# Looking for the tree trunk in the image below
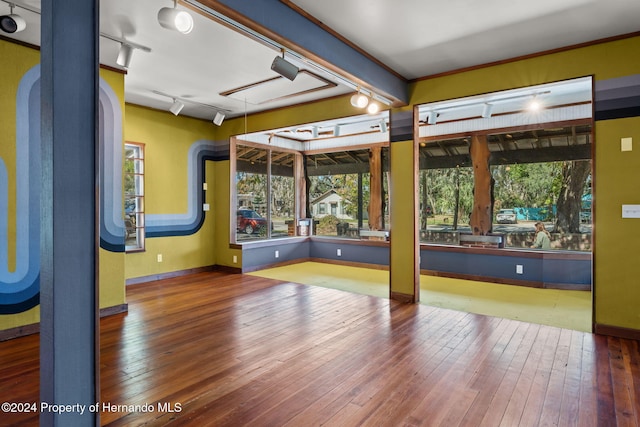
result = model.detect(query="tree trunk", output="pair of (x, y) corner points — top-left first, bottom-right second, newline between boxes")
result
(555, 160), (591, 233)
(469, 135), (493, 235)
(453, 166), (460, 230)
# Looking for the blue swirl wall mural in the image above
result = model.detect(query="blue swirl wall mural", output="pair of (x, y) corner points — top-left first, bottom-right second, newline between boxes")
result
(0, 66), (44, 314)
(1, 65), (225, 314)
(146, 139), (222, 238)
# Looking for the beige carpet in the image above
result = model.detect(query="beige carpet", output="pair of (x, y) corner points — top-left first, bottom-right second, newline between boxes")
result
(248, 262), (592, 332)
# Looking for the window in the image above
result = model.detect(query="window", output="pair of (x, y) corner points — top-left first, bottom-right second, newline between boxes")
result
(235, 143), (296, 242)
(417, 77), (593, 252)
(232, 113), (390, 243)
(124, 142), (145, 251)
(308, 147), (389, 239)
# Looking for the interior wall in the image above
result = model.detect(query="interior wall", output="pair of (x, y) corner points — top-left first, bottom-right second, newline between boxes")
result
(594, 116), (640, 330)
(409, 35), (640, 332)
(123, 104), (218, 280)
(0, 40), (127, 331)
(0, 40), (41, 329)
(213, 36), (640, 333)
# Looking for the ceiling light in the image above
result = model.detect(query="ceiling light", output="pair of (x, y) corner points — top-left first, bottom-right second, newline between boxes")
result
(213, 111), (225, 126)
(169, 99), (185, 116)
(271, 54), (299, 81)
(528, 97), (542, 112)
(158, 0), (194, 34)
(100, 33), (152, 69)
(481, 103), (493, 118)
(367, 102), (380, 115)
(116, 44), (134, 68)
(350, 92), (369, 108)
(0, 4), (26, 33)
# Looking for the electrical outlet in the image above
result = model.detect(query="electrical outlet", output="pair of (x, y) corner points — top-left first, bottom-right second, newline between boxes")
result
(275, 250), (279, 258)
(233, 255), (237, 264)
(516, 264), (523, 274)
(337, 249), (342, 256)
(157, 254), (163, 263)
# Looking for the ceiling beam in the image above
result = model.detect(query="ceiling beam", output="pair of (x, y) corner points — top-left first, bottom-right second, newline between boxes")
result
(418, 144), (592, 170)
(194, 0), (408, 106)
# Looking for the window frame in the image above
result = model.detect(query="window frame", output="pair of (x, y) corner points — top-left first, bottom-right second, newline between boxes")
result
(124, 141), (145, 252)
(231, 136), (390, 244)
(231, 138), (303, 244)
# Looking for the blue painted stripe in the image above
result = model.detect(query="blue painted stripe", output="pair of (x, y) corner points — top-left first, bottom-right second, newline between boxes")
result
(146, 142), (224, 237)
(595, 74), (640, 121)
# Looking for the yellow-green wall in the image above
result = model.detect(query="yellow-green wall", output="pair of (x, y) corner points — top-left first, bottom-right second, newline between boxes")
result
(0, 40), (126, 330)
(98, 67), (126, 310)
(0, 41), (40, 329)
(123, 104), (217, 279)
(594, 117), (640, 329)
(409, 35), (640, 330)
(389, 139), (418, 298)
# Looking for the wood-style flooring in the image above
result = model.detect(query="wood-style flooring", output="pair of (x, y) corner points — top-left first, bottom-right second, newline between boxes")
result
(0, 271), (639, 426)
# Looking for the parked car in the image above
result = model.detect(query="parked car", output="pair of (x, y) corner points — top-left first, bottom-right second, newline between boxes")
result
(237, 209), (268, 234)
(496, 209), (517, 224)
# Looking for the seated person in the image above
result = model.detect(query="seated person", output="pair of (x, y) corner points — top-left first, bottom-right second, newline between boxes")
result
(531, 222), (551, 249)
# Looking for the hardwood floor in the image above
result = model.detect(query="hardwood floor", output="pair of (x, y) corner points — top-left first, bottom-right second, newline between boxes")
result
(1, 271), (639, 426)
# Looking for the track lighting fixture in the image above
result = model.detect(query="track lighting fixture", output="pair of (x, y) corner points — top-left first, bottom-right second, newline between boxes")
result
(0, 3), (25, 33)
(116, 44), (134, 68)
(271, 53), (299, 81)
(481, 103), (493, 118)
(379, 120), (388, 133)
(212, 111), (225, 126)
(101, 33), (152, 69)
(427, 111), (438, 125)
(367, 101), (380, 115)
(350, 92), (369, 108)
(153, 90), (229, 125)
(158, 0), (194, 34)
(169, 99), (185, 116)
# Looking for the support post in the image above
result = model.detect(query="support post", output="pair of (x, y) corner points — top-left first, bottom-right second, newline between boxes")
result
(40, 0), (100, 425)
(368, 146), (383, 230)
(469, 134), (493, 235)
(389, 109), (419, 303)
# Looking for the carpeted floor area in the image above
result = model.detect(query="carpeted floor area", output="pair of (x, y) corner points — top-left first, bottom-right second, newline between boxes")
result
(248, 261), (592, 332)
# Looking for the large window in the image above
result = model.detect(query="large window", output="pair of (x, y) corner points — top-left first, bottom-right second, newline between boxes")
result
(233, 141), (389, 242)
(307, 147), (389, 239)
(124, 142), (145, 251)
(419, 147), (592, 251)
(417, 77), (593, 252)
(235, 144), (296, 242)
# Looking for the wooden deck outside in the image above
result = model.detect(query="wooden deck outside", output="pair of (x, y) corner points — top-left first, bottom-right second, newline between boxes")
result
(0, 271), (639, 426)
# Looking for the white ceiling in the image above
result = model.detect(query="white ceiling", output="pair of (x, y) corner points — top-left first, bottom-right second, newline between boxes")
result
(290, 0), (640, 79)
(1, 0), (639, 124)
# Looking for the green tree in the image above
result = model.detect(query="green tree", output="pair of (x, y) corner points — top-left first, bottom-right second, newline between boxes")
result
(555, 161), (591, 233)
